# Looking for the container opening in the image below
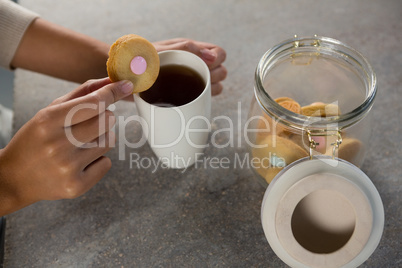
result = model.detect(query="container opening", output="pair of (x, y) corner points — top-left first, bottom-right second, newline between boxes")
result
(262, 53), (367, 115)
(291, 189), (356, 254)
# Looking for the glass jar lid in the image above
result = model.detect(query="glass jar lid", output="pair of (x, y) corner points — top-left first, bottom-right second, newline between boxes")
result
(261, 156), (384, 268)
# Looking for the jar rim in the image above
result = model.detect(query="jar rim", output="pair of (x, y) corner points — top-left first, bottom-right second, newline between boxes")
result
(255, 36), (377, 130)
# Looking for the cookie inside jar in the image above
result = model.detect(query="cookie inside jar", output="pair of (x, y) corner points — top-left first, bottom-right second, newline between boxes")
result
(249, 36), (376, 186)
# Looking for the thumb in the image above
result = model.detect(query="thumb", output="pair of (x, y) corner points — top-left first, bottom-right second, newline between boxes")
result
(56, 80), (134, 126)
(97, 80), (134, 105)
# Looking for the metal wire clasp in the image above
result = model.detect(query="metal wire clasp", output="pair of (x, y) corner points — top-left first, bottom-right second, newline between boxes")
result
(291, 35), (321, 65)
(307, 129), (342, 159)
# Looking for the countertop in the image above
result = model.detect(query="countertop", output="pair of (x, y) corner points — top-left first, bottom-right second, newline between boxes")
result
(5, 0), (401, 267)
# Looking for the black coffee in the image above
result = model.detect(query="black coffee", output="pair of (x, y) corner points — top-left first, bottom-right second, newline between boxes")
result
(140, 64), (205, 107)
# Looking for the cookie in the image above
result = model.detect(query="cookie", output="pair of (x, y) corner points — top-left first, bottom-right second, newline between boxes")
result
(335, 137), (363, 164)
(275, 97), (301, 135)
(256, 97), (301, 138)
(279, 100), (301, 114)
(252, 135), (308, 184)
(274, 97), (295, 104)
(301, 103), (341, 117)
(107, 34), (160, 93)
(260, 167), (283, 185)
(276, 97), (301, 114)
(256, 113), (273, 138)
(285, 132), (310, 152)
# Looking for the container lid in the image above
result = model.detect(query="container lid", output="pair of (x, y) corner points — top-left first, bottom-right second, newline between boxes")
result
(261, 156), (384, 268)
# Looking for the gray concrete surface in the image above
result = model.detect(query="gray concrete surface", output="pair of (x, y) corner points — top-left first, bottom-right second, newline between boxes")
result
(0, 69), (13, 109)
(4, 0), (402, 267)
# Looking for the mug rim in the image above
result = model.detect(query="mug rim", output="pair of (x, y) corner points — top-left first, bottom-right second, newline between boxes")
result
(135, 50), (211, 109)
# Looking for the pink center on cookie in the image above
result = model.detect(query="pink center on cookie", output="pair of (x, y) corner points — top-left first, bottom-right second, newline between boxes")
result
(130, 56), (147, 75)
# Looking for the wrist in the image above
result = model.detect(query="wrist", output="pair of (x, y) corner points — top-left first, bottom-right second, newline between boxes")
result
(0, 148), (31, 216)
(91, 41), (110, 80)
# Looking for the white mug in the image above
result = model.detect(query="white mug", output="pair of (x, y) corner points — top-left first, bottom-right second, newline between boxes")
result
(134, 50), (211, 169)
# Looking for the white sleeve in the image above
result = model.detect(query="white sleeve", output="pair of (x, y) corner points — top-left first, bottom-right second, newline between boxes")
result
(0, 0), (39, 69)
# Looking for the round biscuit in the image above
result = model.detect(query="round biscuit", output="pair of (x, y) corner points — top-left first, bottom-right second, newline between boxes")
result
(107, 34), (160, 93)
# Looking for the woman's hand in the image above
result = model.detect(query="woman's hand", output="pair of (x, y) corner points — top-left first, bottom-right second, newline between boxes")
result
(153, 38), (227, 95)
(0, 78), (133, 216)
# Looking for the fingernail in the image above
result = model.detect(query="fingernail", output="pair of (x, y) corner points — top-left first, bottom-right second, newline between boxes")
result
(201, 49), (216, 61)
(119, 80), (133, 94)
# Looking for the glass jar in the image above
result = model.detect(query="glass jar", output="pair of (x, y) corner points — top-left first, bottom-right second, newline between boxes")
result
(248, 35), (377, 187)
(247, 36), (384, 268)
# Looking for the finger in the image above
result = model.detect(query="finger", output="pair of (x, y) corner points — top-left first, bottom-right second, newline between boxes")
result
(159, 40), (203, 56)
(78, 131), (116, 170)
(210, 65), (228, 85)
(204, 46), (226, 70)
(122, 94), (134, 102)
(153, 38), (189, 47)
(64, 77), (113, 102)
(211, 83), (223, 96)
(67, 110), (116, 144)
(51, 77), (112, 106)
(181, 40), (226, 68)
(155, 40), (216, 65)
(154, 39), (217, 50)
(68, 156), (112, 199)
(153, 38), (226, 70)
(56, 80), (133, 126)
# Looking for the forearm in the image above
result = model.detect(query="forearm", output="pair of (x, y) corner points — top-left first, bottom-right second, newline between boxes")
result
(11, 18), (110, 83)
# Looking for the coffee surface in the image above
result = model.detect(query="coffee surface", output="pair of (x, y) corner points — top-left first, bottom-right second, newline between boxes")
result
(140, 64), (205, 107)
